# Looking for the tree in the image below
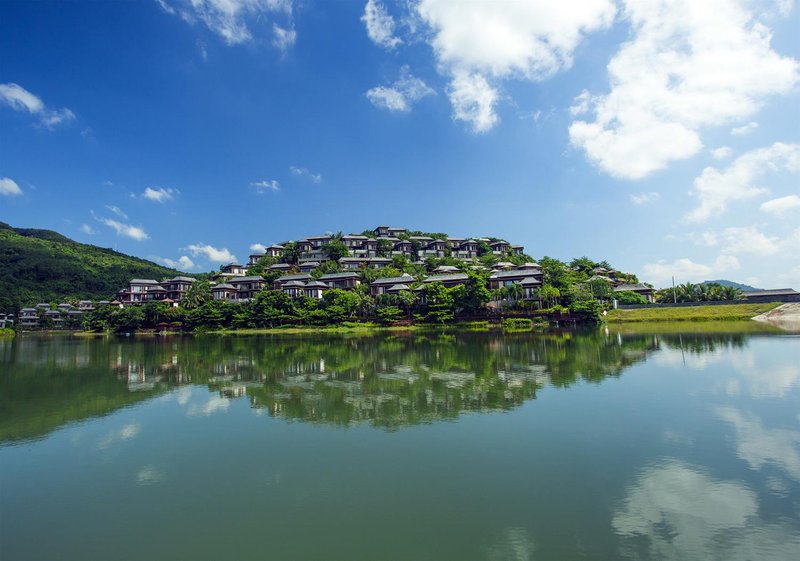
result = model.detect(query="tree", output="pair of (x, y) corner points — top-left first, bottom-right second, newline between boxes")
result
(421, 282), (455, 323)
(281, 242), (300, 265)
(395, 289), (418, 319)
(376, 238), (393, 258)
(322, 239), (349, 261)
(376, 306), (403, 323)
(615, 291), (646, 305)
(181, 280), (211, 309)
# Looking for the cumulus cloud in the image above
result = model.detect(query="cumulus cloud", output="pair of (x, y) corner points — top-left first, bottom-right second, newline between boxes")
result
(0, 82), (76, 128)
(731, 121), (759, 136)
(250, 179), (280, 193)
(362, 0), (402, 49)
(250, 243), (267, 253)
(158, 0), (293, 46)
(155, 255), (196, 270)
(98, 423), (141, 449)
(569, 0), (799, 179)
(142, 186), (178, 202)
(630, 191), (661, 205)
(97, 217), (149, 241)
(417, 0), (616, 132)
(721, 226), (781, 255)
(0, 177), (22, 196)
(687, 142), (800, 222)
(366, 65), (435, 112)
(187, 396), (231, 416)
(186, 243), (237, 263)
(761, 194), (800, 215)
(642, 255), (739, 286)
(80, 224), (96, 235)
(711, 146), (733, 160)
(289, 166), (321, 183)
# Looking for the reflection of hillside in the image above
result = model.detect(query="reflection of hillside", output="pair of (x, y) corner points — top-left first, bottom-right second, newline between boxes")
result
(1, 330), (763, 441)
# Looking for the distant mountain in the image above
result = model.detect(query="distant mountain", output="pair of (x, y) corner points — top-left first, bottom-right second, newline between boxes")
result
(0, 222), (184, 312)
(702, 279), (762, 292)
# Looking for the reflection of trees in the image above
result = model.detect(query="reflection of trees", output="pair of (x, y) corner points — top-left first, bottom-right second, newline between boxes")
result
(1, 329), (763, 441)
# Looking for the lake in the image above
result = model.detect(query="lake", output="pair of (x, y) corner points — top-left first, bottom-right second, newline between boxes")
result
(1, 326), (799, 560)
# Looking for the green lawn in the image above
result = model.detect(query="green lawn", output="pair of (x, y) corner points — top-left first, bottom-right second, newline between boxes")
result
(605, 302), (781, 323)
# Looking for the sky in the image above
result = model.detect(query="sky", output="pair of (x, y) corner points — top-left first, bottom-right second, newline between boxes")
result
(1, 0), (799, 289)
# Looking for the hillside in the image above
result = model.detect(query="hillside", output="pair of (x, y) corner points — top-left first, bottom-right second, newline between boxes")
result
(0, 222), (183, 312)
(702, 279), (762, 292)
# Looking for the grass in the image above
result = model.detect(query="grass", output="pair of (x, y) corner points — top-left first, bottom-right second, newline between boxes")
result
(605, 302), (781, 323)
(606, 320), (785, 334)
(0, 328), (15, 338)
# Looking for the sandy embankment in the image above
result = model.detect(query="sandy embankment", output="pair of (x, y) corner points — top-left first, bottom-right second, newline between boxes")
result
(752, 303), (800, 332)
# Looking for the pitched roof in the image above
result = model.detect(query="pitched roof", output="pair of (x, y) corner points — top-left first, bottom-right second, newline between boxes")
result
(212, 283), (236, 290)
(489, 270), (539, 280)
(371, 273), (415, 285)
(742, 288), (799, 297)
(169, 276), (196, 283)
(130, 279), (160, 284)
(424, 273), (469, 283)
(229, 276), (265, 283)
(283, 280), (306, 288)
(276, 273), (312, 282)
(387, 284), (410, 292)
(305, 281), (330, 288)
(614, 283), (653, 292)
(520, 277), (541, 286)
(319, 272), (360, 280)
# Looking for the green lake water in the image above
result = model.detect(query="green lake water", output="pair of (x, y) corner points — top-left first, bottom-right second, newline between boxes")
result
(1, 327), (799, 560)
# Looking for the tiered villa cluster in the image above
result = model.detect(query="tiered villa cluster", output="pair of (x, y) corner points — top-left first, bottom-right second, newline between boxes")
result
(113, 226), (545, 306)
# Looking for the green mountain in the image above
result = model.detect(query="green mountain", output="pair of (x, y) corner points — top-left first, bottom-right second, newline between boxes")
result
(0, 222), (183, 312)
(702, 279), (762, 292)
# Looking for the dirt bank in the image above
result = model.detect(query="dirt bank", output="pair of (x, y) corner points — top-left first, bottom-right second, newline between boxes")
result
(752, 303), (800, 332)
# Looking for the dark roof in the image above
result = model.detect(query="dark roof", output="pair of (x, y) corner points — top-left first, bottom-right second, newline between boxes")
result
(424, 273), (469, 283)
(229, 276), (265, 283)
(283, 280), (306, 288)
(148, 286), (167, 292)
(305, 281), (330, 288)
(169, 276), (195, 283)
(387, 284), (411, 292)
(130, 279), (160, 284)
(319, 272), (360, 280)
(742, 289), (799, 297)
(371, 273), (415, 285)
(268, 263), (292, 269)
(489, 270), (537, 280)
(212, 283), (236, 290)
(520, 277), (541, 286)
(299, 261), (320, 266)
(277, 273), (312, 282)
(614, 283), (653, 292)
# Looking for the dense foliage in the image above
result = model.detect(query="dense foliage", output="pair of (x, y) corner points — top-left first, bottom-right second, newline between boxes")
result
(0, 222), (182, 312)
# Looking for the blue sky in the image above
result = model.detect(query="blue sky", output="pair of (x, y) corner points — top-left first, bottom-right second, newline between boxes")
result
(1, 0), (798, 288)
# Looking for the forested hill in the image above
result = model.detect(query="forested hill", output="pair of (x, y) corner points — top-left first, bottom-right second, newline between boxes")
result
(0, 222), (182, 312)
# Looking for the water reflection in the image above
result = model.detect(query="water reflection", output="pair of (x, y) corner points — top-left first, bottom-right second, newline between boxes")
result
(613, 460), (800, 560)
(0, 329), (795, 443)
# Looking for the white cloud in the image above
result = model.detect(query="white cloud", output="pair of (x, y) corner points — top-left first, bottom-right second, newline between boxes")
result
(688, 142), (800, 222)
(0, 82), (76, 128)
(366, 65), (435, 112)
(717, 407), (800, 480)
(97, 217), (149, 241)
(0, 177), (22, 196)
(142, 186), (178, 202)
(80, 224), (96, 235)
(155, 255), (196, 270)
(250, 179), (280, 193)
(159, 0), (292, 46)
(186, 243), (237, 263)
(446, 71), (500, 133)
(187, 395), (231, 416)
(105, 205), (128, 219)
(289, 166), (321, 183)
(98, 423), (141, 449)
(362, 0), (402, 49)
(417, 0), (616, 132)
(711, 146), (733, 160)
(250, 243), (267, 253)
(569, 0), (799, 179)
(761, 194), (800, 215)
(721, 225), (781, 255)
(731, 121), (758, 136)
(272, 23), (296, 51)
(630, 191), (661, 205)
(642, 255), (739, 286)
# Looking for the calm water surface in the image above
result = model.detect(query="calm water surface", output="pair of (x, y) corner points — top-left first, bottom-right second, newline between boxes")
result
(1, 327), (799, 560)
